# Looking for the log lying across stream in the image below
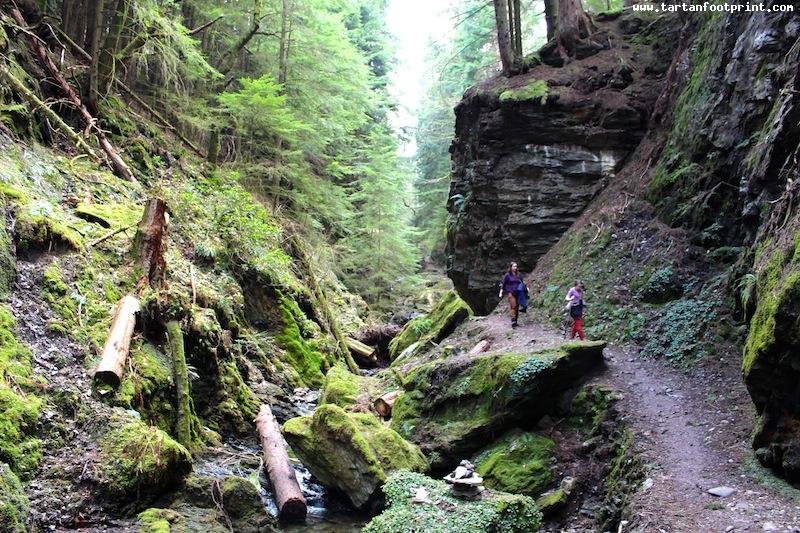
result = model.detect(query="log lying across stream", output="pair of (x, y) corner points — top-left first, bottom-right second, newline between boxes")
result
(346, 337), (378, 367)
(374, 390), (402, 419)
(255, 404), (307, 521)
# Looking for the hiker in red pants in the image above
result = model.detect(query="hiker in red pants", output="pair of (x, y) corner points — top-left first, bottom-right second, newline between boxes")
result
(565, 281), (586, 341)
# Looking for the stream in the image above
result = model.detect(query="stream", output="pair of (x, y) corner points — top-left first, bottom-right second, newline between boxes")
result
(195, 387), (369, 532)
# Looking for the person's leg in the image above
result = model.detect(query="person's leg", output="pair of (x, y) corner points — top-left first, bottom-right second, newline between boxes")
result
(508, 293), (518, 326)
(574, 318), (585, 340)
(570, 318), (578, 339)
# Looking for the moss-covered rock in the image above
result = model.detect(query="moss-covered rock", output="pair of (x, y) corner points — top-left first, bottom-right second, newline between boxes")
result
(0, 462), (29, 533)
(388, 290), (472, 359)
(535, 488), (567, 517)
(743, 229), (800, 482)
(283, 404), (427, 509)
(97, 418), (193, 496)
(473, 430), (556, 496)
(276, 295), (327, 386)
(391, 342), (605, 468)
(318, 363), (379, 411)
(363, 470), (543, 533)
(137, 508), (185, 533)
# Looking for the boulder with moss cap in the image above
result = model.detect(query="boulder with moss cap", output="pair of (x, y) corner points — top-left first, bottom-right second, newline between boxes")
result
(283, 404), (427, 509)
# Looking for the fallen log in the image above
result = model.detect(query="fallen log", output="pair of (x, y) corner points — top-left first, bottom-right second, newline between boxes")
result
(133, 198), (168, 287)
(0, 65), (99, 160)
(255, 405), (307, 521)
(374, 390), (402, 419)
(468, 339), (491, 354)
(345, 337), (378, 367)
(94, 294), (140, 386)
(167, 321), (201, 448)
(10, 8), (137, 183)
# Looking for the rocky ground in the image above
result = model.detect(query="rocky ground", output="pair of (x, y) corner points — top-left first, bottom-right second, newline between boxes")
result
(465, 310), (800, 532)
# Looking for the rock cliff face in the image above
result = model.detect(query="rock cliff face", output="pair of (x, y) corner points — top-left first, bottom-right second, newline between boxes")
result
(452, 7), (800, 484)
(446, 15), (678, 314)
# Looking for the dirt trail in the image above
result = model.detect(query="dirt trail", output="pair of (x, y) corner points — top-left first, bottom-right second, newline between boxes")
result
(472, 311), (800, 533)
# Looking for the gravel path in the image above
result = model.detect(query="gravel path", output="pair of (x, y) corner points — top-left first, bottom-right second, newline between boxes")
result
(466, 311), (800, 532)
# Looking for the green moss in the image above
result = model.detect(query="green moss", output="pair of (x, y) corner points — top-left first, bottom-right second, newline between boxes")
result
(0, 462), (29, 533)
(74, 202), (140, 229)
(319, 363), (365, 409)
(535, 489), (567, 516)
(98, 419), (193, 495)
(392, 343), (604, 466)
(167, 321), (204, 449)
(215, 358), (261, 432)
(363, 470), (543, 533)
(0, 213), (14, 294)
(283, 404), (427, 508)
(640, 298), (716, 365)
(570, 385), (618, 434)
(137, 508), (184, 533)
(473, 430), (555, 496)
(0, 306), (41, 478)
(389, 290), (472, 359)
(276, 295), (326, 386)
(499, 79), (549, 105)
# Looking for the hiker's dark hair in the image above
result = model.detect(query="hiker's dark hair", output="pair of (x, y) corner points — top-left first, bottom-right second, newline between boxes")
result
(507, 262), (518, 274)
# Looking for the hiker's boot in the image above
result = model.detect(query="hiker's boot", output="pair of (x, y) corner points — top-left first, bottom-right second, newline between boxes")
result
(511, 319), (518, 328)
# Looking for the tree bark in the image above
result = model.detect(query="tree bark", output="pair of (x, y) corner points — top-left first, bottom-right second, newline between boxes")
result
(512, 0), (523, 56)
(345, 337), (377, 367)
(556, 0), (593, 58)
(544, 0), (557, 41)
(86, 0), (105, 112)
(207, 127), (220, 164)
(374, 390), (402, 419)
(255, 405), (307, 521)
(133, 198), (168, 288)
(492, 0), (514, 73)
(94, 294), (140, 386)
(98, 0), (128, 97)
(277, 0), (291, 85)
(10, 8), (136, 182)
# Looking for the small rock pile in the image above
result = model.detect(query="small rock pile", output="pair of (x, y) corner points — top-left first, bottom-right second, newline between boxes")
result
(444, 460), (484, 500)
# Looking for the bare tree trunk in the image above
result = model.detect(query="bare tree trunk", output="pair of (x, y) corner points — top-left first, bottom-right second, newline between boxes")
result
(133, 198), (168, 288)
(94, 295), (140, 386)
(556, 0), (592, 58)
(493, 0), (514, 73)
(513, 0), (523, 56)
(278, 0), (290, 85)
(99, 0), (127, 97)
(255, 405), (307, 521)
(507, 0), (515, 59)
(86, 0), (105, 112)
(544, 0), (557, 41)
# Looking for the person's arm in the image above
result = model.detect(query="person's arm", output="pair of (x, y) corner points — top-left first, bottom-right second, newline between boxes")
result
(499, 275), (506, 298)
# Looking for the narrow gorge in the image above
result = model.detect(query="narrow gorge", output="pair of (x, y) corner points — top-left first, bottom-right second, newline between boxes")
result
(0, 1), (799, 533)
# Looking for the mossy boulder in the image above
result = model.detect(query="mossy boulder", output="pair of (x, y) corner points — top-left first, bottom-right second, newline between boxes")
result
(319, 363), (376, 411)
(391, 341), (605, 469)
(283, 404), (428, 509)
(0, 462), (29, 533)
(144, 475), (278, 533)
(388, 290), (472, 360)
(743, 230), (800, 482)
(97, 418), (193, 496)
(473, 430), (556, 496)
(363, 470), (542, 533)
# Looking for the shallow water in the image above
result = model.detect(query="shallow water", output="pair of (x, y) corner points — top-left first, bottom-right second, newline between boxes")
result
(196, 438), (368, 532)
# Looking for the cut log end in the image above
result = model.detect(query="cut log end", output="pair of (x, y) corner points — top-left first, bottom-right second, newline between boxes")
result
(93, 369), (121, 388)
(277, 497), (307, 521)
(255, 404), (307, 521)
(374, 390), (402, 419)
